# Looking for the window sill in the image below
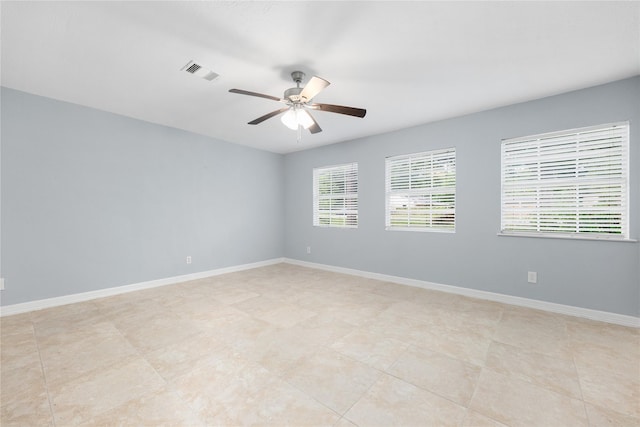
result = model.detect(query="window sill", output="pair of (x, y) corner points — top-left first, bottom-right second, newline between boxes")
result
(386, 227), (455, 233)
(313, 225), (358, 229)
(497, 232), (637, 243)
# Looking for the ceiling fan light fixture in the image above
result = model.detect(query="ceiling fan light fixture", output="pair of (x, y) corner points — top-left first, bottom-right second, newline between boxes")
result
(281, 107), (313, 130)
(281, 108), (298, 130)
(297, 109), (314, 129)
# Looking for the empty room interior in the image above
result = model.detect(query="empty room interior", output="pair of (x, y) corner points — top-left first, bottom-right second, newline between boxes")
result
(1, 1), (639, 426)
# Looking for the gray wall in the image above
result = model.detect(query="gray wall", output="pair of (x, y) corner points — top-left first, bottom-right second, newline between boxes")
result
(284, 77), (640, 317)
(1, 87), (284, 306)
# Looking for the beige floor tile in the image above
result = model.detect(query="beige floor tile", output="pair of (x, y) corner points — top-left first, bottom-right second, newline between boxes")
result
(245, 328), (322, 376)
(131, 285), (187, 309)
(493, 309), (573, 360)
(144, 332), (224, 381)
(113, 309), (201, 353)
(334, 418), (358, 427)
(370, 281), (425, 301)
(567, 317), (639, 381)
(286, 313), (356, 347)
(83, 387), (204, 427)
(317, 298), (390, 327)
(571, 339), (640, 380)
(30, 300), (100, 323)
(485, 340), (582, 399)
(409, 287), (462, 307)
(567, 317), (640, 347)
(470, 369), (589, 427)
(330, 328), (409, 371)
(209, 377), (341, 426)
(165, 293), (227, 317)
(577, 363), (640, 418)
(387, 345), (481, 406)
(1, 390), (53, 427)
(462, 410), (509, 427)
(181, 304), (253, 334)
(49, 357), (165, 425)
(280, 288), (334, 308)
(283, 347), (381, 415)
(344, 373), (467, 426)
(233, 294), (281, 315)
(96, 296), (167, 323)
(211, 317), (276, 354)
(170, 347), (340, 425)
(1, 359), (48, 405)
(364, 310), (433, 344)
(253, 303), (318, 328)
(0, 313), (34, 336)
(412, 324), (493, 366)
(32, 302), (107, 338)
(0, 330), (41, 372)
(38, 321), (139, 386)
(585, 402), (640, 427)
(386, 297), (502, 337)
(209, 287), (260, 305)
(381, 300), (447, 326)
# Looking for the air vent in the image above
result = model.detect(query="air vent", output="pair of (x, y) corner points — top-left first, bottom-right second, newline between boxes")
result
(181, 60), (219, 81)
(186, 63), (201, 74)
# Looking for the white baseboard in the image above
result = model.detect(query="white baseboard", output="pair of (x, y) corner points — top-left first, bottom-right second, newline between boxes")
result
(0, 258), (285, 317)
(284, 258), (640, 328)
(3, 256), (637, 328)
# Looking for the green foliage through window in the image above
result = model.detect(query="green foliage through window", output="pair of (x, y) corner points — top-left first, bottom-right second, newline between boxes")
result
(385, 148), (456, 231)
(313, 163), (358, 228)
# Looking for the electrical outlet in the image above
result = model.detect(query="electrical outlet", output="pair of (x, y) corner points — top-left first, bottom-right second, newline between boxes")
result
(306, 246), (311, 254)
(527, 271), (537, 284)
(186, 256), (192, 264)
(0, 278), (4, 291)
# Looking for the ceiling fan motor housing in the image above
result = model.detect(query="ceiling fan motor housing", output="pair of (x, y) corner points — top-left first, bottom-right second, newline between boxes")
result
(291, 71), (305, 84)
(284, 87), (303, 102)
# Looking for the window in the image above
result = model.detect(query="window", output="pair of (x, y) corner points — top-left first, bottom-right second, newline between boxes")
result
(385, 148), (456, 231)
(313, 163), (358, 228)
(501, 122), (630, 240)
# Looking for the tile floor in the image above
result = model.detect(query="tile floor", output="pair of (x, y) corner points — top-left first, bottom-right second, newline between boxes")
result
(1, 263), (638, 426)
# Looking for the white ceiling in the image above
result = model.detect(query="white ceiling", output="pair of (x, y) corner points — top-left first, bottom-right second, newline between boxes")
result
(2, 1), (639, 154)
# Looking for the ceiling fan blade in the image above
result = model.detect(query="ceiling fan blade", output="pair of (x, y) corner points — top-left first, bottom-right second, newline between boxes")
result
(307, 112), (322, 134)
(311, 103), (367, 118)
(229, 88), (282, 102)
(299, 76), (330, 102)
(248, 107), (290, 125)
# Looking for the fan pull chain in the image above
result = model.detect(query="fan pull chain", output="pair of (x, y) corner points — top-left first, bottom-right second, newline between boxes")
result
(297, 124), (302, 144)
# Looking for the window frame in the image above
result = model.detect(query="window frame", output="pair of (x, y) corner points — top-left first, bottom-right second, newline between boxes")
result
(500, 122), (631, 241)
(385, 148), (457, 233)
(313, 162), (358, 229)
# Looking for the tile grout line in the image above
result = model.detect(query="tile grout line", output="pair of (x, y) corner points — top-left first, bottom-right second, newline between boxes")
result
(32, 320), (57, 427)
(567, 321), (591, 425)
(463, 307), (504, 424)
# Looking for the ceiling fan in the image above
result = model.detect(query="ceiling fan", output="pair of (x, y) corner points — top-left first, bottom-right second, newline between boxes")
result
(229, 71), (366, 134)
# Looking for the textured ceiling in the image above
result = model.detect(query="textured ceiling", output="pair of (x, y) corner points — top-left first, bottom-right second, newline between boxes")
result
(2, 1), (639, 153)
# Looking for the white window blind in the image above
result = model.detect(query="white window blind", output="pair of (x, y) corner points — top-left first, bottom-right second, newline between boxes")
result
(313, 163), (358, 228)
(385, 148), (456, 231)
(501, 122), (629, 240)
